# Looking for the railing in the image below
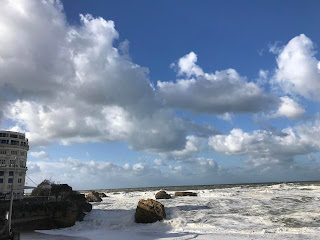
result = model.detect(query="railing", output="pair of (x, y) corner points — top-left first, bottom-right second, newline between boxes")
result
(0, 143), (29, 149)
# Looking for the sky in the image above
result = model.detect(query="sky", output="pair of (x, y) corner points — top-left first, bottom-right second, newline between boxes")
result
(1, 0), (320, 190)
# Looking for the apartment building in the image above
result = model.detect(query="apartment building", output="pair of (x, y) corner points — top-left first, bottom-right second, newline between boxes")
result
(0, 131), (29, 200)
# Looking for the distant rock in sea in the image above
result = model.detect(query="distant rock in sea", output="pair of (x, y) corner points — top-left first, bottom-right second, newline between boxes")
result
(174, 191), (197, 197)
(135, 199), (166, 223)
(155, 190), (171, 199)
(99, 192), (107, 198)
(86, 191), (102, 202)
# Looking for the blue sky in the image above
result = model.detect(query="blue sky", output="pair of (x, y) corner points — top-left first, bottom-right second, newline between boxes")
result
(1, 0), (320, 190)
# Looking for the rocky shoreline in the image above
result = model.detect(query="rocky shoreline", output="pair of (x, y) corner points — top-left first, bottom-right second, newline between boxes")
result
(0, 189), (198, 236)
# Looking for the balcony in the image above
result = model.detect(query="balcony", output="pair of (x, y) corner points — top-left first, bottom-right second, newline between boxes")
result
(0, 142), (29, 150)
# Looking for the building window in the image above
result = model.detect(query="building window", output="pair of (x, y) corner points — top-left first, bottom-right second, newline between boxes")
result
(8, 178), (13, 183)
(10, 134), (18, 138)
(0, 171), (4, 176)
(11, 150), (18, 155)
(20, 151), (25, 156)
(0, 159), (5, 167)
(0, 150), (6, 154)
(9, 160), (15, 167)
(18, 178), (22, 184)
(1, 140), (9, 144)
(9, 171), (14, 176)
(11, 140), (19, 146)
(0, 178), (3, 183)
(19, 161), (25, 168)
(0, 133), (8, 137)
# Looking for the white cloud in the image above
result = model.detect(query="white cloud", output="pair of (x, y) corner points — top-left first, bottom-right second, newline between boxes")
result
(268, 41), (282, 54)
(272, 34), (320, 100)
(132, 163), (144, 171)
(158, 52), (278, 114)
(273, 96), (305, 119)
(209, 126), (315, 167)
(27, 157), (225, 189)
(168, 165), (183, 173)
(30, 151), (50, 160)
(159, 135), (208, 160)
(0, 0), (218, 156)
(256, 69), (269, 86)
(173, 51), (204, 77)
(154, 159), (165, 166)
(194, 157), (219, 173)
(26, 157), (164, 189)
(296, 120), (320, 149)
(218, 113), (233, 123)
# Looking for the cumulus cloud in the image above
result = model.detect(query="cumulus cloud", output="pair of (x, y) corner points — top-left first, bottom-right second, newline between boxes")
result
(0, 0), (219, 156)
(159, 135), (208, 161)
(272, 34), (320, 100)
(272, 96), (305, 119)
(209, 120), (320, 167)
(171, 51), (204, 77)
(256, 69), (269, 86)
(26, 158), (165, 189)
(154, 159), (165, 166)
(26, 156), (224, 189)
(296, 120), (320, 149)
(30, 151), (50, 160)
(158, 52), (278, 114)
(217, 113), (233, 123)
(194, 157), (219, 173)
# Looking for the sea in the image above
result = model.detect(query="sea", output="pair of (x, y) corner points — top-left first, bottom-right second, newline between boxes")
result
(21, 181), (320, 240)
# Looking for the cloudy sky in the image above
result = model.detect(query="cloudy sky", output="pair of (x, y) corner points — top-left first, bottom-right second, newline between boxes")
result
(1, 0), (320, 190)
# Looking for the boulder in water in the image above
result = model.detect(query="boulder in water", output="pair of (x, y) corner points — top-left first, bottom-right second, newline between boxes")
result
(155, 190), (171, 199)
(174, 191), (197, 197)
(99, 192), (107, 198)
(86, 191), (102, 202)
(135, 199), (166, 223)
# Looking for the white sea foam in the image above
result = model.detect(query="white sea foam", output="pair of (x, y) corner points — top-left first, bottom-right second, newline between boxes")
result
(29, 183), (320, 240)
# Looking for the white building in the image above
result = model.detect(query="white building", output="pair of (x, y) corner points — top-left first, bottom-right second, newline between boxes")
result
(0, 130), (29, 200)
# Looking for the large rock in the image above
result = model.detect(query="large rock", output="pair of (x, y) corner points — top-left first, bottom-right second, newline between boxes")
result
(99, 192), (107, 198)
(155, 190), (171, 199)
(135, 199), (166, 223)
(174, 191), (197, 197)
(86, 191), (102, 202)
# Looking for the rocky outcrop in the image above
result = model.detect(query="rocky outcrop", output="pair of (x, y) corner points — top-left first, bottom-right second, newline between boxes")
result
(86, 191), (102, 202)
(155, 190), (171, 199)
(174, 191), (197, 197)
(0, 193), (92, 231)
(99, 192), (107, 198)
(135, 199), (166, 223)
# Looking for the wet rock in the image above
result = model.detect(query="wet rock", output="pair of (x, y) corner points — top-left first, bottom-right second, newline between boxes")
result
(86, 191), (102, 202)
(174, 191), (197, 197)
(99, 192), (107, 198)
(135, 199), (166, 223)
(155, 190), (171, 199)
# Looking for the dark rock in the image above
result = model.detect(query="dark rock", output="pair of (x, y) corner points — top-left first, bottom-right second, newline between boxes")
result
(86, 191), (102, 202)
(135, 199), (166, 223)
(174, 191), (197, 197)
(0, 193), (92, 231)
(155, 190), (171, 199)
(99, 192), (107, 198)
